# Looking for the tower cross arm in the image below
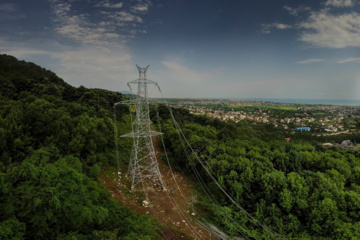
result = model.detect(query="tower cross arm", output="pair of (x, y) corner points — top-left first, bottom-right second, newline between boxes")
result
(128, 78), (159, 85)
(127, 79), (161, 94)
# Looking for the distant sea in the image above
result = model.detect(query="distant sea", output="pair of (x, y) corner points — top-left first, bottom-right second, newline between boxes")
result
(232, 98), (360, 106)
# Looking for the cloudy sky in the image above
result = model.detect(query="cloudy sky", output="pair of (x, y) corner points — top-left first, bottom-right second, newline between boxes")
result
(1, 0), (360, 99)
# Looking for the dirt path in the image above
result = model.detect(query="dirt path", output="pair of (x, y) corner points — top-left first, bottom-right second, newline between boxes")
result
(99, 136), (218, 240)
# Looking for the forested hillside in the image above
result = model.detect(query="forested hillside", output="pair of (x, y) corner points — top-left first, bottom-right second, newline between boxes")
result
(2, 53), (360, 239)
(0, 54), (160, 239)
(156, 106), (360, 239)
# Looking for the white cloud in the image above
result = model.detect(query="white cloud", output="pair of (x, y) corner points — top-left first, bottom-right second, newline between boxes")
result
(54, 14), (123, 45)
(132, 4), (149, 12)
(337, 57), (360, 63)
(325, 0), (355, 7)
(52, 2), (71, 17)
(50, 0), (148, 45)
(296, 58), (325, 64)
(131, 0), (151, 13)
(51, 2), (123, 45)
(112, 11), (143, 23)
(1, 0), (153, 91)
(261, 22), (292, 34)
(283, 5), (311, 16)
(299, 11), (360, 48)
(265, 1), (360, 48)
(111, 3), (123, 8)
(276, 23), (291, 29)
(95, 0), (123, 9)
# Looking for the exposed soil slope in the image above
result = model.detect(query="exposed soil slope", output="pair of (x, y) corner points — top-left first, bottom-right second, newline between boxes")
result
(100, 136), (218, 240)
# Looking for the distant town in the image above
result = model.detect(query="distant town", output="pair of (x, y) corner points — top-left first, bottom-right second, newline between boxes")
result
(164, 98), (360, 135)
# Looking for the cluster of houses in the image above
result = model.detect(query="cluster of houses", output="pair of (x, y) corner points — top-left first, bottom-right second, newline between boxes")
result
(185, 103), (359, 133)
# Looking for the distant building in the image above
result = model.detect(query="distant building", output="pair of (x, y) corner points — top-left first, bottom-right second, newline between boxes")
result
(325, 127), (337, 133)
(295, 127), (311, 132)
(341, 140), (352, 147)
(322, 143), (333, 146)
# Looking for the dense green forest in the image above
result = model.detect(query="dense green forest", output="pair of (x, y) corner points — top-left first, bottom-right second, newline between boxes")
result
(2, 53), (360, 239)
(0, 54), (159, 239)
(155, 106), (360, 239)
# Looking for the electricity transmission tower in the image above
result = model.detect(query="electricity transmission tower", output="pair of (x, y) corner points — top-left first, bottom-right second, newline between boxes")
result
(116, 65), (165, 190)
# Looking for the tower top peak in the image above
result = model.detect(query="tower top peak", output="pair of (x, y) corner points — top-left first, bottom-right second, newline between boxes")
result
(136, 64), (150, 79)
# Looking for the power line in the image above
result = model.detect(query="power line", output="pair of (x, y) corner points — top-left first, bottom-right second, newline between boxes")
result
(113, 66), (287, 239)
(167, 105), (287, 240)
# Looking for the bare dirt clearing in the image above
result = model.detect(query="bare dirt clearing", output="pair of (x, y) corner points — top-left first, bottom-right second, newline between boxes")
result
(100, 136), (217, 240)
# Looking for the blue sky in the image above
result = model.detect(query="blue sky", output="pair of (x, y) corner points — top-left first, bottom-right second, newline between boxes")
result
(1, 0), (360, 99)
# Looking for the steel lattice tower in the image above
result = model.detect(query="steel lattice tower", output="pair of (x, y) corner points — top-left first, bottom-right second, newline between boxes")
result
(118, 65), (165, 190)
